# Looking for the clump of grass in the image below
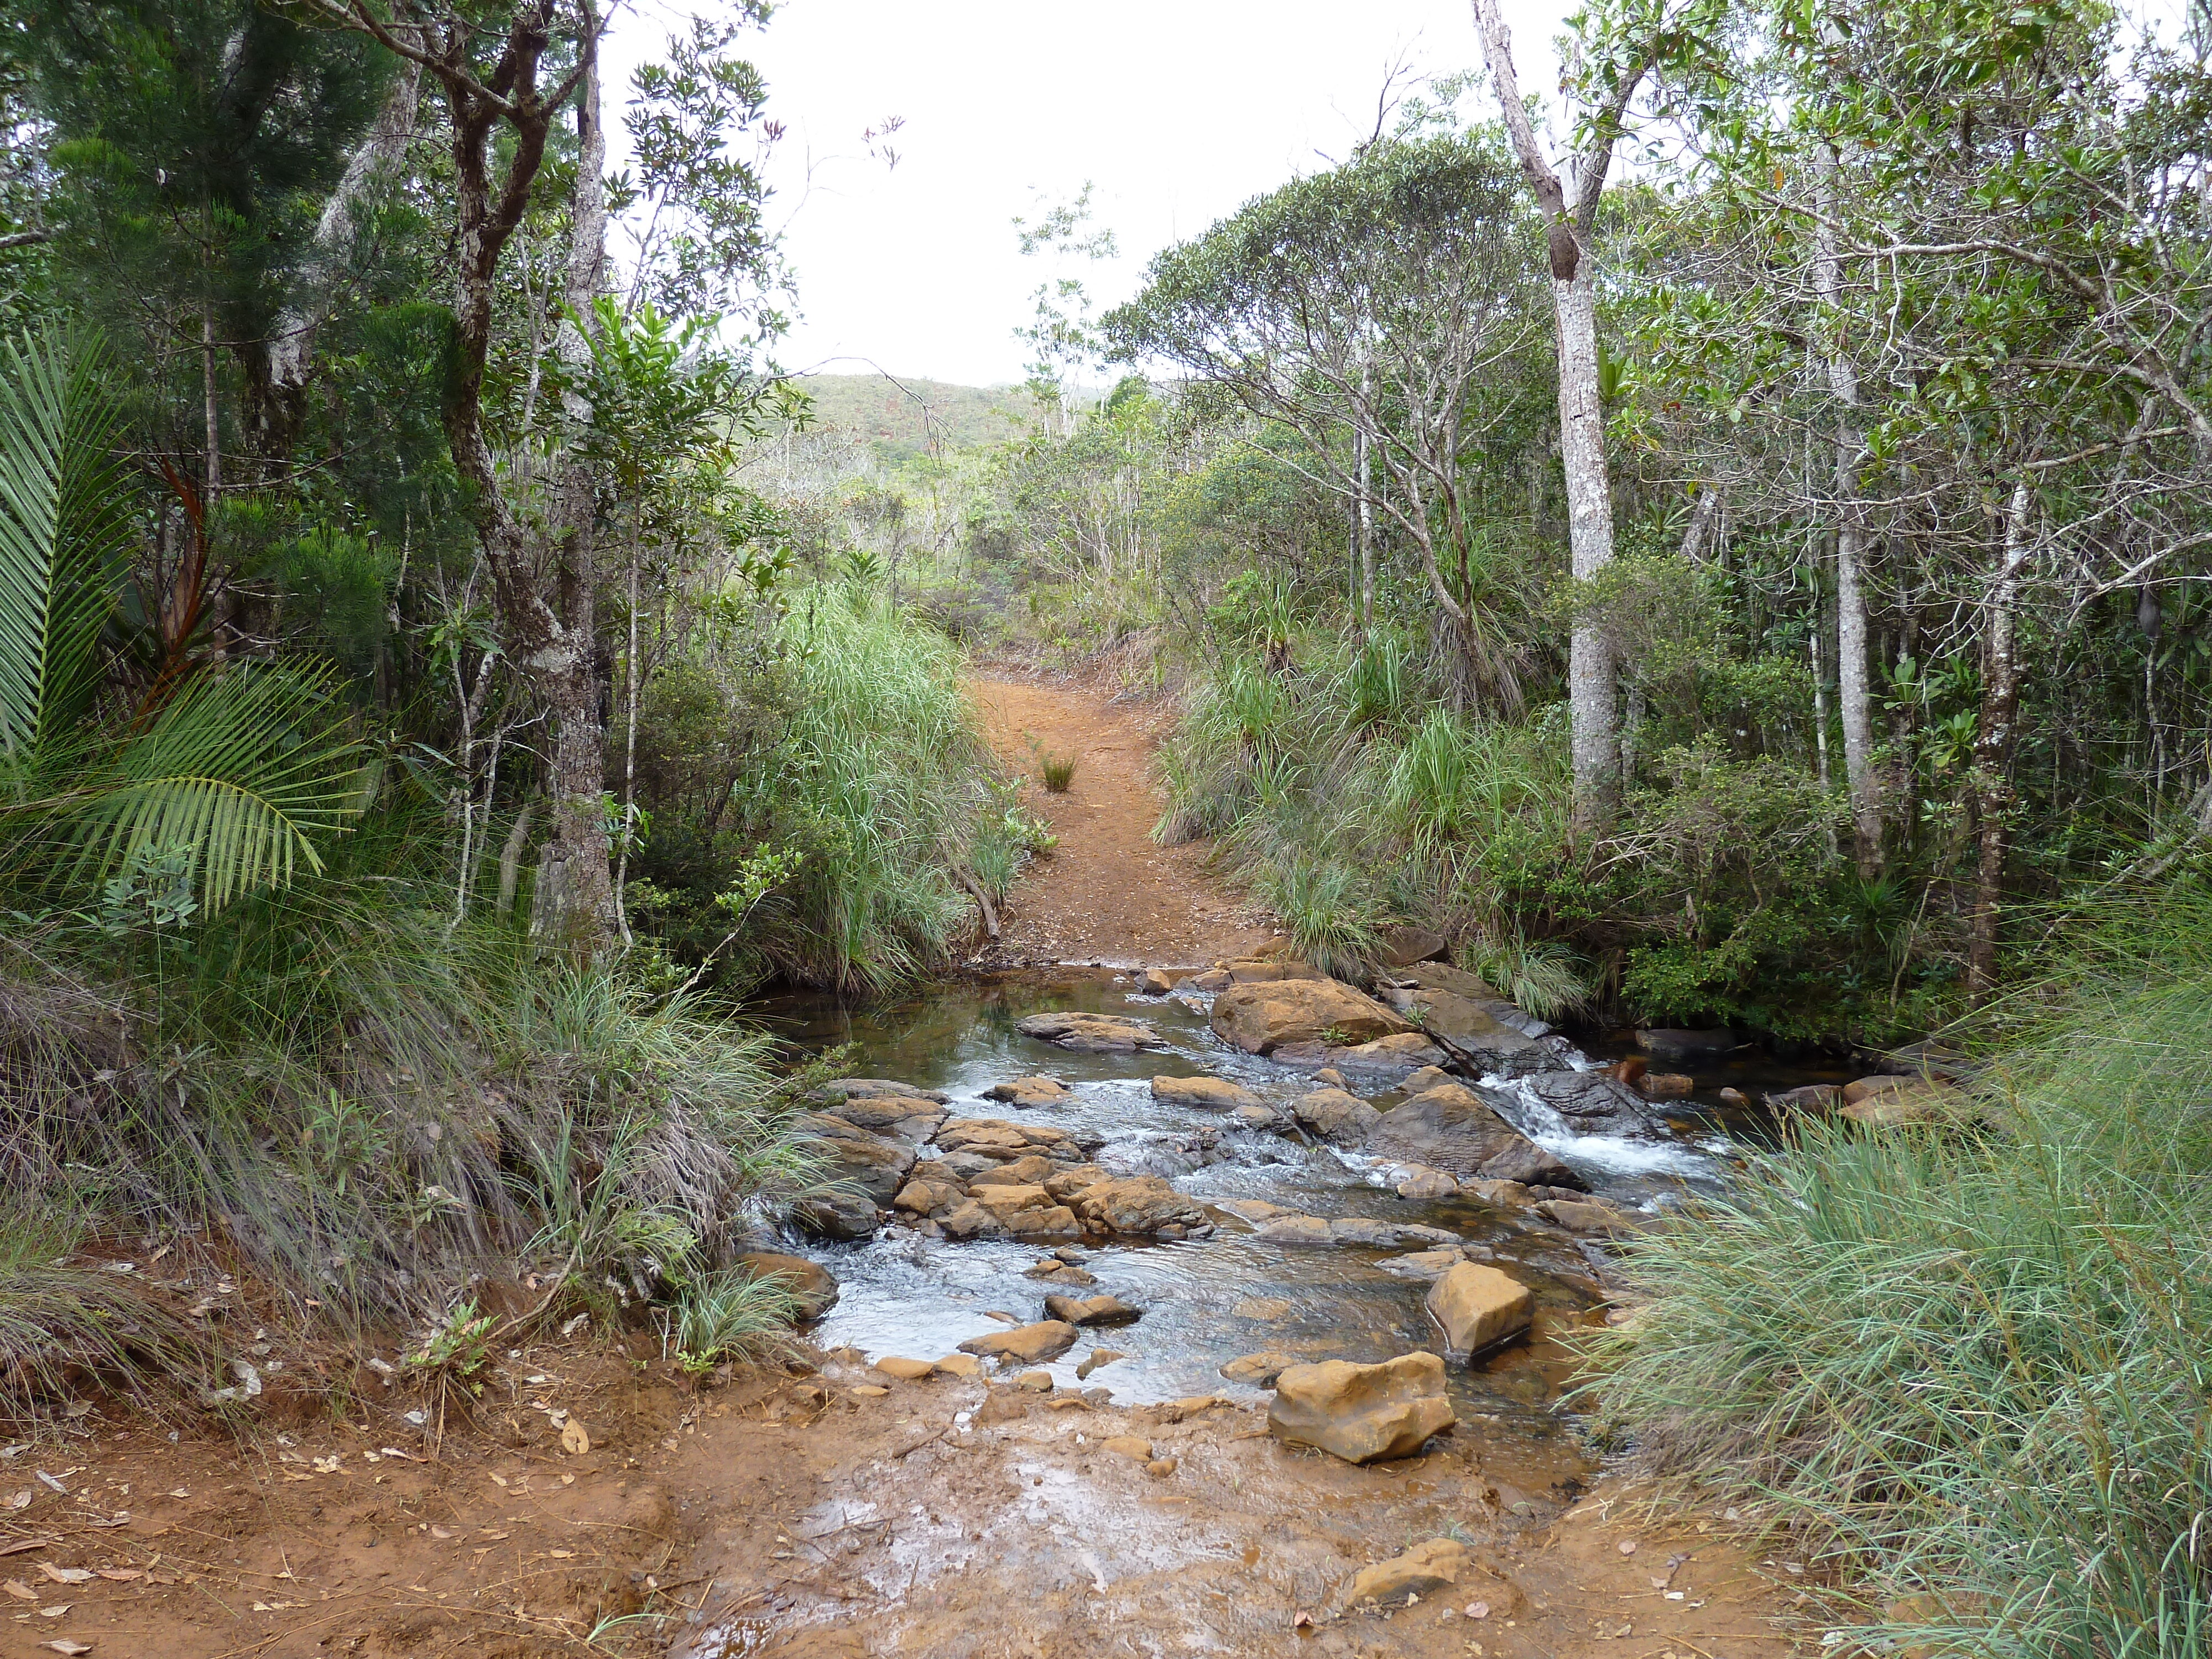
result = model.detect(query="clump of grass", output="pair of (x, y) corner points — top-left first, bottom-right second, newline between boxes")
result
(0, 1204), (204, 1409)
(668, 1268), (799, 1374)
(1578, 884), (2212, 1659)
(1255, 855), (1383, 982)
(1463, 930), (1592, 1021)
(1039, 752), (1077, 792)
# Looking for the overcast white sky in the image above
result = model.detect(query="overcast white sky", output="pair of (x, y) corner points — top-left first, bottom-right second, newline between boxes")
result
(607, 0), (1567, 387)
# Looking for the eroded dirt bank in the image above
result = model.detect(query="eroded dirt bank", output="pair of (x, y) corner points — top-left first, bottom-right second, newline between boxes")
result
(1, 1342), (1809, 1659)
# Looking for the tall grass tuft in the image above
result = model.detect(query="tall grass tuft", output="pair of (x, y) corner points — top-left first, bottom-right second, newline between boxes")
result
(1580, 884), (2212, 1658)
(0, 1204), (204, 1406)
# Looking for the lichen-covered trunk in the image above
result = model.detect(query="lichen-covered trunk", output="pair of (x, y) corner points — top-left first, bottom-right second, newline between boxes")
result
(1554, 262), (1617, 834)
(1966, 481), (2030, 1000)
(1814, 143), (1884, 874)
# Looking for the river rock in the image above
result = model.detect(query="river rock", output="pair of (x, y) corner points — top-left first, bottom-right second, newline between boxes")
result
(983, 1075), (1072, 1109)
(1076, 1348), (1127, 1380)
(1766, 1083), (1843, 1113)
(872, 1355), (936, 1381)
(1292, 1087), (1381, 1145)
(933, 1353), (983, 1378)
(1383, 963), (1552, 1037)
(1392, 1164), (1459, 1199)
(732, 1252), (838, 1321)
(1253, 1214), (1334, 1245)
(1516, 1071), (1666, 1139)
(1044, 1293), (1141, 1326)
(1026, 1258), (1097, 1285)
(825, 1095), (951, 1142)
(794, 1190), (878, 1240)
(1376, 926), (1448, 968)
(801, 1112), (920, 1201)
(1100, 1434), (1154, 1460)
(1267, 1352), (1456, 1463)
(935, 1118), (1103, 1164)
(1370, 1083), (1585, 1189)
(1275, 1032), (1447, 1082)
(1462, 1177), (1537, 1207)
(1219, 1350), (1298, 1387)
(1380, 985), (1548, 1075)
(1217, 1198), (1293, 1225)
(1139, 968), (1176, 995)
(971, 1154), (1058, 1186)
(822, 1077), (949, 1105)
(1330, 1218), (1460, 1248)
(1637, 1026), (1737, 1062)
(1426, 1263), (1533, 1358)
(937, 1200), (1001, 1239)
(1209, 979), (1412, 1055)
(893, 1172), (967, 1215)
(1537, 1198), (1643, 1238)
(956, 1319), (1079, 1365)
(1185, 967), (1232, 992)
(1842, 1078), (1969, 1127)
(1150, 1074), (1264, 1110)
(1067, 1175), (1214, 1239)
(1231, 1103), (1286, 1131)
(1379, 1246), (1469, 1282)
(1233, 1295), (1294, 1321)
(1016, 1011), (1165, 1052)
(1637, 1070), (1695, 1099)
(1344, 1537), (1470, 1608)
(1224, 957), (1327, 983)
(1843, 1073), (1917, 1105)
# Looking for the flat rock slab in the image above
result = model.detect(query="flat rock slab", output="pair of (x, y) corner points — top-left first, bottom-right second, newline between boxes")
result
(1378, 1246), (1469, 1283)
(1292, 1088), (1381, 1146)
(1273, 1032), (1444, 1081)
(936, 1118), (1103, 1162)
(1517, 1071), (1667, 1139)
(1150, 1074), (1264, 1110)
(1268, 1352), (1457, 1464)
(1345, 1537), (1470, 1608)
(1015, 1012), (1165, 1052)
(956, 1319), (1079, 1366)
(1382, 964), (1552, 1037)
(822, 1077), (950, 1104)
(1369, 1084), (1585, 1190)
(1066, 1175), (1213, 1239)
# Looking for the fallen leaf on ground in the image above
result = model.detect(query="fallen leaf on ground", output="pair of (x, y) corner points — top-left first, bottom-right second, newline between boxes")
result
(38, 1566), (92, 1585)
(4, 1579), (33, 1599)
(430, 1526), (455, 1540)
(95, 1570), (140, 1582)
(1617, 1540), (1638, 1554)
(0, 1536), (48, 1553)
(43, 1641), (91, 1655)
(559, 1419), (590, 1456)
(39, 1603), (69, 1616)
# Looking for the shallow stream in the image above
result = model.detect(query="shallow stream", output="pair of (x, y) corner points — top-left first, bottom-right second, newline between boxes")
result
(760, 970), (1822, 1463)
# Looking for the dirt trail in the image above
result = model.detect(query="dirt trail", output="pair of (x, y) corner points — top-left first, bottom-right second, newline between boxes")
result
(973, 674), (1276, 969)
(2, 1348), (1810, 1659)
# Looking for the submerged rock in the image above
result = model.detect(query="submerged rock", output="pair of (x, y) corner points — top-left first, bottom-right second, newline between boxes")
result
(1517, 1071), (1668, 1139)
(1378, 1246), (1469, 1283)
(1253, 1214), (1334, 1245)
(1267, 1352), (1456, 1464)
(1015, 1011), (1165, 1052)
(1328, 1218), (1459, 1248)
(1636, 1026), (1737, 1062)
(1766, 1082), (1843, 1113)
(1425, 1262), (1533, 1358)
(793, 1190), (877, 1241)
(1150, 1074), (1265, 1110)
(1536, 1198), (1643, 1238)
(1209, 979), (1411, 1055)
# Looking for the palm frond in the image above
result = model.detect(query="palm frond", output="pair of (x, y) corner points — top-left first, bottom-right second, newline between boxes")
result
(0, 324), (129, 759)
(65, 662), (367, 909)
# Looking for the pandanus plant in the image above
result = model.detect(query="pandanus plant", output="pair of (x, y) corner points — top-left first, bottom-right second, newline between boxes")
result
(0, 325), (364, 915)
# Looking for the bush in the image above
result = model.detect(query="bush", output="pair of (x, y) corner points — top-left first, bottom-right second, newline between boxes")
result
(1580, 884), (2212, 1658)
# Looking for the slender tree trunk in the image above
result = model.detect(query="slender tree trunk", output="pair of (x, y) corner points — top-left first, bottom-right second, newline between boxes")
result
(531, 7), (614, 947)
(1555, 260), (1619, 831)
(1814, 143), (1884, 873)
(612, 521), (642, 947)
(1966, 480), (2031, 1000)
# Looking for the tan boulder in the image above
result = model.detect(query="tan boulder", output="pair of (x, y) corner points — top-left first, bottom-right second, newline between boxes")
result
(1150, 1074), (1265, 1110)
(1425, 1263), (1534, 1358)
(971, 1154), (1058, 1186)
(1225, 958), (1327, 983)
(893, 1176), (965, 1215)
(956, 1319), (1079, 1366)
(1100, 1434), (1154, 1461)
(1210, 979), (1411, 1055)
(1253, 1214), (1334, 1245)
(1537, 1198), (1644, 1238)
(932, 1353), (983, 1378)
(1344, 1537), (1470, 1607)
(872, 1355), (936, 1381)
(1268, 1352), (1456, 1463)
(1378, 1246), (1468, 1283)
(1139, 969), (1175, 994)
(1842, 1079), (1969, 1128)
(1843, 1072), (1914, 1104)
(1392, 1164), (1459, 1200)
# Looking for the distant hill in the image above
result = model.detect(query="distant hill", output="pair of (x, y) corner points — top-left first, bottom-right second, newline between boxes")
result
(791, 374), (1039, 464)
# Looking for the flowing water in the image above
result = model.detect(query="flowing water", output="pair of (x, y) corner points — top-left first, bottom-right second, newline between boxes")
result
(759, 970), (1805, 1462)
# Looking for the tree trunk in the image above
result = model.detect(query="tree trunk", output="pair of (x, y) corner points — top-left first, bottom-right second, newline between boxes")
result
(1554, 260), (1619, 832)
(1814, 143), (1884, 873)
(1966, 481), (2030, 1001)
